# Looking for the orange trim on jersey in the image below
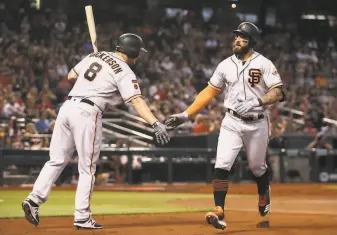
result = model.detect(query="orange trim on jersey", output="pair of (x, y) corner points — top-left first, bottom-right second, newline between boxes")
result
(124, 94), (142, 103)
(208, 81), (222, 91)
(264, 116), (270, 169)
(88, 112), (98, 212)
(269, 82), (283, 90)
(72, 68), (79, 76)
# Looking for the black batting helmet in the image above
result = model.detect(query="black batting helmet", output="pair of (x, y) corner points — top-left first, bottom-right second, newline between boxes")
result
(233, 22), (260, 47)
(115, 33), (148, 58)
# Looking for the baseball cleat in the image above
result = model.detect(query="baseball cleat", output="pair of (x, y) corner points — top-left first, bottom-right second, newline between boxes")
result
(258, 186), (271, 216)
(205, 206), (227, 230)
(74, 218), (103, 229)
(22, 199), (40, 226)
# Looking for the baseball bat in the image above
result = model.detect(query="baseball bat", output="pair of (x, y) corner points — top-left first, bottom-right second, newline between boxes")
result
(85, 5), (98, 53)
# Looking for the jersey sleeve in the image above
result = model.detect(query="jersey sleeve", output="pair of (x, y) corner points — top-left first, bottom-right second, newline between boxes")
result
(71, 54), (91, 76)
(208, 63), (226, 91)
(263, 60), (283, 90)
(115, 73), (142, 103)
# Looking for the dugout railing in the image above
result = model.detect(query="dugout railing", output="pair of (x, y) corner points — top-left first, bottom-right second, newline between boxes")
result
(0, 148), (336, 186)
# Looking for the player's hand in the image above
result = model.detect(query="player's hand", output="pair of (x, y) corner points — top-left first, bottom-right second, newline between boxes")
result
(151, 121), (170, 145)
(164, 112), (189, 130)
(233, 98), (260, 115)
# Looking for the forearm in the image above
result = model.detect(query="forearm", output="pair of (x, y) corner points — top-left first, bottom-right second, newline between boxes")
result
(131, 97), (157, 125)
(185, 86), (218, 116)
(259, 87), (284, 106)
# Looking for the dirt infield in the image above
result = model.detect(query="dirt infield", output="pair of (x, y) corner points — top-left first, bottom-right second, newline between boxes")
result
(1, 183), (337, 235)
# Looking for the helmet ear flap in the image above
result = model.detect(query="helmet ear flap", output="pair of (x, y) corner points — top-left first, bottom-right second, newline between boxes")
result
(115, 45), (121, 52)
(115, 45), (127, 56)
(248, 38), (257, 48)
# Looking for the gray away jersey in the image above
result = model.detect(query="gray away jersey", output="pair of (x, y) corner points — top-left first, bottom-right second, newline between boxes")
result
(69, 51), (142, 111)
(208, 51), (283, 113)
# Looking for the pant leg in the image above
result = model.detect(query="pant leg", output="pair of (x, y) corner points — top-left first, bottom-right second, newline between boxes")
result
(71, 103), (102, 221)
(215, 115), (244, 171)
(28, 105), (75, 205)
(242, 118), (270, 177)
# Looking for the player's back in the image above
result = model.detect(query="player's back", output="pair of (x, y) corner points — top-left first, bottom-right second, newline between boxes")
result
(69, 51), (135, 110)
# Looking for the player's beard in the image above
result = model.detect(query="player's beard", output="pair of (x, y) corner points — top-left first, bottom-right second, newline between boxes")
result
(232, 42), (250, 59)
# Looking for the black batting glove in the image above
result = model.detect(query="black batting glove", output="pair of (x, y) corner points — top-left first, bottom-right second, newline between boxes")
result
(151, 121), (170, 145)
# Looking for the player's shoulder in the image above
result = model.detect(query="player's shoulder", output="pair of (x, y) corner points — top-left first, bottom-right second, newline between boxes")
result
(106, 52), (133, 70)
(94, 51), (134, 77)
(216, 56), (233, 68)
(251, 51), (273, 64)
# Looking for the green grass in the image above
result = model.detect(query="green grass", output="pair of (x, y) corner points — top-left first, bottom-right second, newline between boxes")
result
(0, 191), (212, 218)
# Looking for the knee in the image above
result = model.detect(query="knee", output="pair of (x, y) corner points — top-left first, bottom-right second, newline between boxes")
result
(47, 158), (69, 167)
(214, 160), (233, 172)
(250, 163), (267, 177)
(212, 168), (229, 180)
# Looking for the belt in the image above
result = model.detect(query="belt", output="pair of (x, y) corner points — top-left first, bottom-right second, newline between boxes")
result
(228, 109), (264, 121)
(68, 96), (94, 107)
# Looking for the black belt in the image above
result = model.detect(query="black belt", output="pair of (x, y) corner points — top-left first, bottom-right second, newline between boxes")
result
(228, 109), (264, 121)
(68, 96), (94, 107)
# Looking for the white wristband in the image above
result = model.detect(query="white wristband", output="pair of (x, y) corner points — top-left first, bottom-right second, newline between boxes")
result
(253, 98), (261, 107)
(182, 111), (189, 118)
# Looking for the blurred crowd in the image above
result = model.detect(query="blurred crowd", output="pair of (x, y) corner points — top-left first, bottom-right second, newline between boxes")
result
(0, 8), (337, 150)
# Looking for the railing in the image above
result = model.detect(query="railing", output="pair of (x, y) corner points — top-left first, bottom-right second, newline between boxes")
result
(102, 122), (153, 140)
(0, 113), (155, 148)
(1, 147), (336, 186)
(102, 129), (153, 147)
(101, 109), (155, 146)
(279, 107), (337, 126)
(106, 109), (148, 124)
(103, 118), (153, 132)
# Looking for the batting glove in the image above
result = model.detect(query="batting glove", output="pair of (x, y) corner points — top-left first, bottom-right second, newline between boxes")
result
(164, 112), (189, 130)
(233, 98), (261, 116)
(151, 121), (170, 145)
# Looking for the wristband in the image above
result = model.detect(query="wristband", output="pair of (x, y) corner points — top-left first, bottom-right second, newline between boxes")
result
(182, 111), (189, 118)
(151, 121), (159, 127)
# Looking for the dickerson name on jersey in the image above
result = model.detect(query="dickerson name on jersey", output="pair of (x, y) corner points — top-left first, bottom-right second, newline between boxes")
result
(89, 52), (123, 74)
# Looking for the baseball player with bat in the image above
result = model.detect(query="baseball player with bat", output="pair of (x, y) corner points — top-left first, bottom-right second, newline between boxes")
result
(21, 31), (170, 229)
(165, 22), (286, 230)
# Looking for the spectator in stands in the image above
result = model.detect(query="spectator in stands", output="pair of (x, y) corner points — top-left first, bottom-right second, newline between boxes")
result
(22, 122), (43, 150)
(2, 95), (25, 118)
(0, 124), (6, 147)
(305, 100), (326, 132)
(25, 98), (39, 119)
(41, 82), (57, 103)
(305, 126), (335, 173)
(35, 110), (50, 134)
(0, 6), (336, 146)
(11, 132), (24, 149)
(305, 126), (333, 150)
(193, 114), (210, 134)
(26, 87), (39, 105)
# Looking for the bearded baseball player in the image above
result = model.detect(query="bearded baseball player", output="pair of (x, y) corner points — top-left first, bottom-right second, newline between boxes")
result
(22, 33), (170, 229)
(165, 22), (286, 230)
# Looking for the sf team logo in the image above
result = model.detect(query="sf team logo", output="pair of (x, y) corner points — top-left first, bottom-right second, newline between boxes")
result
(248, 69), (262, 87)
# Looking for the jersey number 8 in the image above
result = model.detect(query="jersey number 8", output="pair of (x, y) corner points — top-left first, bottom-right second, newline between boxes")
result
(84, 62), (102, 81)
